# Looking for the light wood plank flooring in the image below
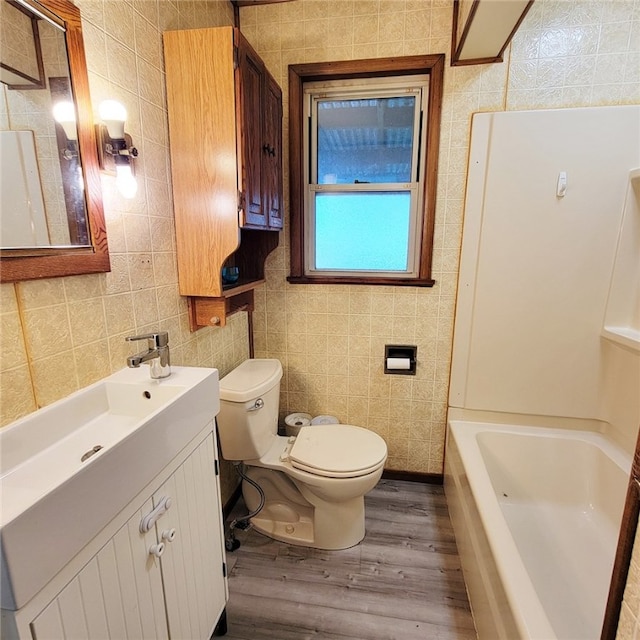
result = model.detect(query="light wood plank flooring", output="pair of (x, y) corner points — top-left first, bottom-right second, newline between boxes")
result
(223, 479), (476, 640)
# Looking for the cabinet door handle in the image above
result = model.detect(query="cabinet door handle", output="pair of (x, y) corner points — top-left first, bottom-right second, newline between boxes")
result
(162, 528), (177, 543)
(140, 496), (172, 533)
(149, 542), (165, 558)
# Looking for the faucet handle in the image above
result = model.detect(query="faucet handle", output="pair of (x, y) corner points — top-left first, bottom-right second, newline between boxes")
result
(126, 332), (169, 348)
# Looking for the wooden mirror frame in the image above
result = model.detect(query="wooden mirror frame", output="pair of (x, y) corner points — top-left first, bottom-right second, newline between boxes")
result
(0, 0), (109, 283)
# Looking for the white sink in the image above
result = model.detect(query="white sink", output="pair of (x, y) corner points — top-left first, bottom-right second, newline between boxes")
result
(0, 366), (219, 610)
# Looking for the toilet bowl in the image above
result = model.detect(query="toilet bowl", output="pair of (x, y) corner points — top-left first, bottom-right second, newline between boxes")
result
(216, 359), (387, 550)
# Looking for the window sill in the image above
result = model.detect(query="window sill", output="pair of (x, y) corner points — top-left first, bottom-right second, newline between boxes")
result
(287, 275), (435, 287)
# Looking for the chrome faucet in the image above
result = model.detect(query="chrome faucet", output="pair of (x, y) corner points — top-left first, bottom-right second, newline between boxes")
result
(126, 332), (171, 379)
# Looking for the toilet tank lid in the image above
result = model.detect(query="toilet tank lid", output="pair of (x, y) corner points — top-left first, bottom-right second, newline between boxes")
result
(219, 359), (283, 403)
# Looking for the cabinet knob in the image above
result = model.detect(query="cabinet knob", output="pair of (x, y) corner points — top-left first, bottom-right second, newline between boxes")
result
(149, 542), (165, 558)
(210, 316), (221, 325)
(162, 528), (177, 543)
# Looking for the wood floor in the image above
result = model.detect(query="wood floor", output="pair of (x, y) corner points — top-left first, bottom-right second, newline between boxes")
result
(222, 479), (477, 640)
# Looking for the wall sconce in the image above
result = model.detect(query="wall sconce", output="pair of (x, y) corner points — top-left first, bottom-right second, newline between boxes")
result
(52, 100), (78, 159)
(96, 99), (139, 199)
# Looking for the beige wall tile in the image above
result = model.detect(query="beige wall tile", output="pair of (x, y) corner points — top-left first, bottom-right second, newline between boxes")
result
(22, 305), (73, 357)
(1, 290), (28, 372)
(17, 279), (66, 310)
(0, 367), (36, 426)
(31, 351), (79, 407)
(69, 299), (107, 347)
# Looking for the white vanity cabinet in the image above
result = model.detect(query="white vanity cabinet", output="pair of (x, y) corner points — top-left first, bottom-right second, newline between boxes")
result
(4, 427), (227, 640)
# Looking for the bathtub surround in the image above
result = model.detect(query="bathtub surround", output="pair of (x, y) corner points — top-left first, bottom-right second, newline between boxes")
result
(450, 105), (640, 451)
(445, 104), (640, 638)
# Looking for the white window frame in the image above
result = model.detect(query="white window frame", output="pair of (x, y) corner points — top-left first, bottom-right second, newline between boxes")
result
(303, 76), (430, 279)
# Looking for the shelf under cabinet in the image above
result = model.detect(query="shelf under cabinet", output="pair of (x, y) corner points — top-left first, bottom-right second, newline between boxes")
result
(187, 279), (264, 330)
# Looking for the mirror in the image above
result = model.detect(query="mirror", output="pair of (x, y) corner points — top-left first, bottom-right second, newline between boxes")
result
(0, 0), (109, 282)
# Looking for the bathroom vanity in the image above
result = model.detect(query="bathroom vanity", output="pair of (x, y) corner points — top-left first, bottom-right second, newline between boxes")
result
(0, 367), (228, 639)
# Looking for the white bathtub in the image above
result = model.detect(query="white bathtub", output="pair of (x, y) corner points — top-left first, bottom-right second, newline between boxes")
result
(444, 419), (630, 640)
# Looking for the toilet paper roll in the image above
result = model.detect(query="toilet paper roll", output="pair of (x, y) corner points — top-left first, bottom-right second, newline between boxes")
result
(386, 357), (411, 370)
(310, 414), (339, 425)
(285, 412), (312, 427)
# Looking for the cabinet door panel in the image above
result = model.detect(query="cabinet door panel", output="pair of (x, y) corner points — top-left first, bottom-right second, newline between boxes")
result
(56, 579), (90, 638)
(238, 42), (266, 228)
(31, 506), (168, 640)
(112, 526), (146, 638)
(264, 74), (283, 230)
(77, 560), (110, 638)
(95, 543), (128, 639)
(155, 435), (226, 640)
(127, 503), (168, 639)
(30, 595), (65, 639)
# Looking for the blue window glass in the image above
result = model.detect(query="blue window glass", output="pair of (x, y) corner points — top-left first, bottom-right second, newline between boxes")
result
(314, 192), (410, 271)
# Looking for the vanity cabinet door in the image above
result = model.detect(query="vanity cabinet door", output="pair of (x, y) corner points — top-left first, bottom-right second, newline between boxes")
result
(30, 499), (168, 640)
(153, 433), (227, 640)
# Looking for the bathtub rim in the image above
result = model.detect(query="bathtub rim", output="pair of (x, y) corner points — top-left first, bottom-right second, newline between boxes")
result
(447, 407), (634, 455)
(445, 411), (631, 640)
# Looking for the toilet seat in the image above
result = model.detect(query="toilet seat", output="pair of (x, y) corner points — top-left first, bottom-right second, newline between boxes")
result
(288, 425), (387, 479)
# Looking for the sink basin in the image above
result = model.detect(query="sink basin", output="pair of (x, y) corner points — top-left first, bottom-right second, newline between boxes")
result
(0, 365), (219, 610)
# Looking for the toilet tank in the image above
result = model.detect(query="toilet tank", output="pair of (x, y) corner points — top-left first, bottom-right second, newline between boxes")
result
(217, 359), (283, 461)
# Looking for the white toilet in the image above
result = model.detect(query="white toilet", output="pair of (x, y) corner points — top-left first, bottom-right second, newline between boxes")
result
(217, 359), (387, 550)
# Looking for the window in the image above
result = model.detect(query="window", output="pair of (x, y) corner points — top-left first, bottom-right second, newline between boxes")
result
(288, 55), (445, 286)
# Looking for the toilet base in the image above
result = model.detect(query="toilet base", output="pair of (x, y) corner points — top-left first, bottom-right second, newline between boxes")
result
(249, 505), (365, 550)
(250, 511), (315, 547)
(242, 468), (368, 550)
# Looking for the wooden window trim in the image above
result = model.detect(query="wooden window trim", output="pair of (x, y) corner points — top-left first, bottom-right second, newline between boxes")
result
(287, 55), (445, 287)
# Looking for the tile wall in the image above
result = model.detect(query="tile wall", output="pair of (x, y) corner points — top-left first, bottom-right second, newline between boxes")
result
(240, 0), (639, 474)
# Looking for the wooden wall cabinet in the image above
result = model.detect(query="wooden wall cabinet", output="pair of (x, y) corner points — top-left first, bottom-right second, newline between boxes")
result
(164, 27), (282, 329)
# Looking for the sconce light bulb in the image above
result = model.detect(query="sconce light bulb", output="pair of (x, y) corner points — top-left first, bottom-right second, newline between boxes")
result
(52, 101), (77, 141)
(99, 99), (127, 139)
(115, 163), (138, 199)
